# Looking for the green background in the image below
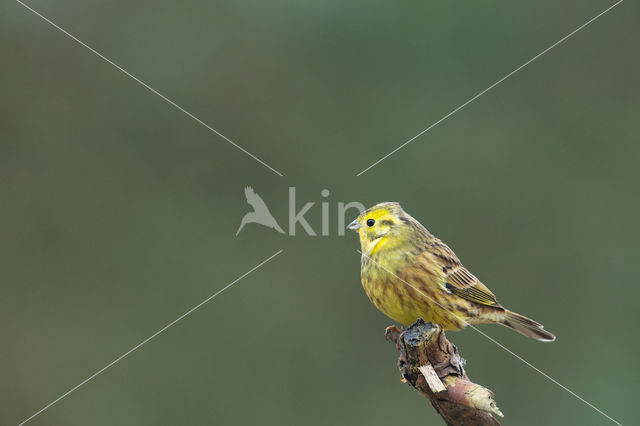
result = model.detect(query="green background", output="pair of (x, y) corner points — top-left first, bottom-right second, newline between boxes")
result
(2, 1), (638, 425)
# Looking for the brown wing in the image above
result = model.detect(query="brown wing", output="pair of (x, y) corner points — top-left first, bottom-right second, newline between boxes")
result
(426, 240), (502, 308)
(444, 266), (501, 307)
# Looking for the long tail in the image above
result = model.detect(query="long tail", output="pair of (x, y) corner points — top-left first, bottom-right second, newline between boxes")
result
(501, 310), (555, 342)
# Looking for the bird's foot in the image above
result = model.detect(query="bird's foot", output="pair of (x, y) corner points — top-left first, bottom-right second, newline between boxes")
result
(385, 325), (403, 343)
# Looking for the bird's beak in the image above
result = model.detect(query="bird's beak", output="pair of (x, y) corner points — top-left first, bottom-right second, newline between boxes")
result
(347, 219), (360, 231)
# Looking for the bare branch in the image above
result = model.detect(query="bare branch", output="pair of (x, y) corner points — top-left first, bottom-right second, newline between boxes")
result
(386, 319), (503, 426)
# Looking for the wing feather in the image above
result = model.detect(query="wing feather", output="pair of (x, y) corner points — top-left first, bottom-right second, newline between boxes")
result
(422, 240), (502, 308)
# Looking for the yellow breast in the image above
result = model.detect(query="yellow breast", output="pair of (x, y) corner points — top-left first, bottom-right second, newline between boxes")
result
(360, 254), (468, 329)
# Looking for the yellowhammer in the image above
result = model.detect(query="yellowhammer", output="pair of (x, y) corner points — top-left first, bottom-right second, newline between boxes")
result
(348, 202), (555, 341)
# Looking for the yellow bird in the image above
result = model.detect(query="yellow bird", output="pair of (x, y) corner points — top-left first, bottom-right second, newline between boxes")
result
(348, 202), (555, 341)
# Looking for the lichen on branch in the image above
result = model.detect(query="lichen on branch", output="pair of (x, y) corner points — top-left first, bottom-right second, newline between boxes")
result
(386, 319), (503, 426)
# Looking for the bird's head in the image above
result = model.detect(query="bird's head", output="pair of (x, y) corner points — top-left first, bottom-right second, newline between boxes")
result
(347, 202), (416, 256)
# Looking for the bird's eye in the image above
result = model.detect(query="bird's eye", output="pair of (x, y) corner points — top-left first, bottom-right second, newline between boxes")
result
(366, 219), (375, 227)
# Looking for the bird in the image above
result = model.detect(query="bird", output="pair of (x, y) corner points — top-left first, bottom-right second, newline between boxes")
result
(347, 202), (555, 341)
(236, 187), (285, 235)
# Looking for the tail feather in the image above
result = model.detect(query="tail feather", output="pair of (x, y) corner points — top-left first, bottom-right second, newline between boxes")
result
(502, 310), (555, 342)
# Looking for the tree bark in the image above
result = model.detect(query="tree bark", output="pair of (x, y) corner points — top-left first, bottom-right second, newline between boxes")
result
(385, 319), (503, 426)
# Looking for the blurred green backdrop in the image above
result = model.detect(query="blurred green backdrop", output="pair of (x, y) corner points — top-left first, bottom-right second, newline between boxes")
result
(2, 1), (638, 425)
